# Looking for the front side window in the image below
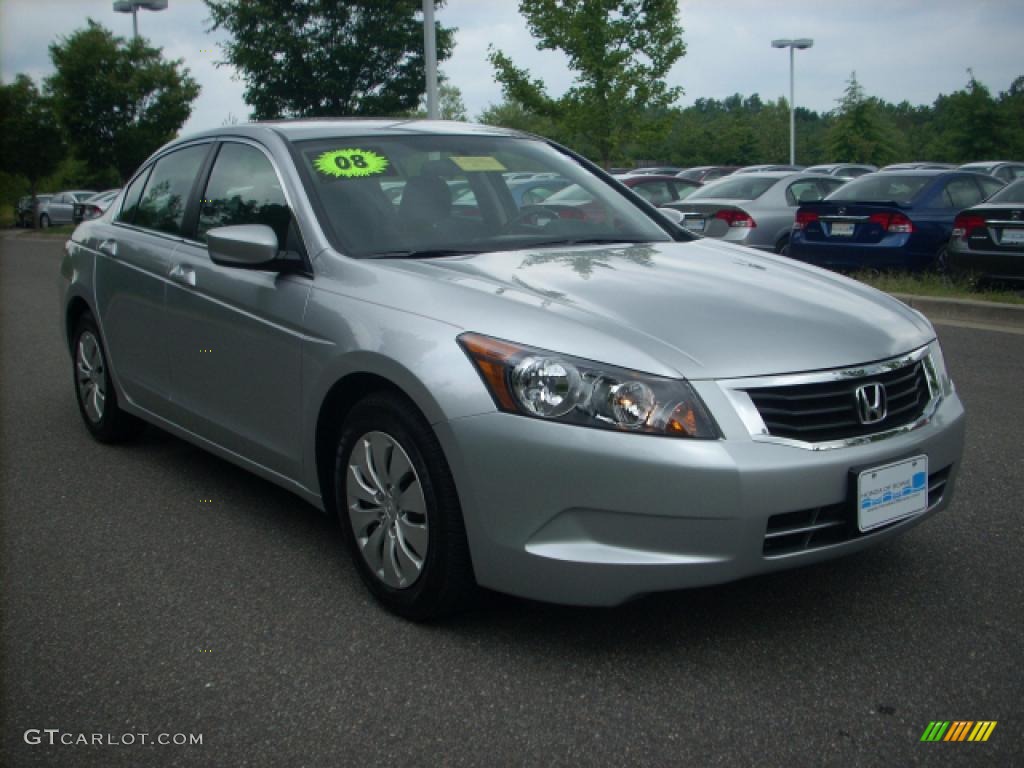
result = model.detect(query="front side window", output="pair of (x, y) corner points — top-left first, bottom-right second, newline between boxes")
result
(117, 168), (151, 224)
(198, 143), (290, 245)
(134, 144), (209, 236)
(296, 135), (672, 258)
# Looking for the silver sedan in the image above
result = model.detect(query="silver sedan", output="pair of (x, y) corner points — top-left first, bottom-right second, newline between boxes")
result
(60, 121), (965, 619)
(662, 171), (848, 254)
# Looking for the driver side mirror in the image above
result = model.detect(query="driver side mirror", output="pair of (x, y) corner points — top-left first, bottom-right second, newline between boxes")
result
(207, 224), (300, 272)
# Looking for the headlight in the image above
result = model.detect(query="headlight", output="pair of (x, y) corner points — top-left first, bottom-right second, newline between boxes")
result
(458, 333), (719, 438)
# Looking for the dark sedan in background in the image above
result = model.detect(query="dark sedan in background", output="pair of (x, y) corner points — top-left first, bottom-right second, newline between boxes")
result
(946, 178), (1024, 285)
(788, 170), (1004, 271)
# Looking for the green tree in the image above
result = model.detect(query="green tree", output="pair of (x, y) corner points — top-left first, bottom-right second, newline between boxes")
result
(205, 0), (455, 119)
(409, 81), (468, 121)
(996, 76), (1024, 157)
(827, 72), (900, 165)
(489, 0), (686, 167)
(928, 73), (1007, 162)
(0, 75), (65, 203)
(45, 20), (199, 182)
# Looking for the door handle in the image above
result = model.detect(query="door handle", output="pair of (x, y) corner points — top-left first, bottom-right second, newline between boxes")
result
(168, 264), (197, 287)
(98, 239), (118, 257)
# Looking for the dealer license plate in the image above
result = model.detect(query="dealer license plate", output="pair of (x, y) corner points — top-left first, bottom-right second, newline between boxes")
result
(830, 221), (855, 237)
(1000, 228), (1024, 245)
(857, 455), (929, 532)
(685, 217), (705, 232)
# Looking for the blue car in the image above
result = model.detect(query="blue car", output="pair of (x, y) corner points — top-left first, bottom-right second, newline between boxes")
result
(788, 170), (1004, 271)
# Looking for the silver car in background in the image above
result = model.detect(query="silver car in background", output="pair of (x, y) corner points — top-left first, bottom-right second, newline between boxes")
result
(60, 120), (965, 619)
(662, 171), (849, 254)
(38, 190), (97, 227)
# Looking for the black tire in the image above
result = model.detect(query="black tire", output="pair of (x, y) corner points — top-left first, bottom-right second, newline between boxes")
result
(71, 313), (144, 443)
(334, 392), (476, 620)
(39, 213), (50, 229)
(775, 235), (790, 256)
(934, 246), (950, 275)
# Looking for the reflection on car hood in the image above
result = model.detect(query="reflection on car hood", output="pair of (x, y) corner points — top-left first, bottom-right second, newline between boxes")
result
(373, 240), (935, 380)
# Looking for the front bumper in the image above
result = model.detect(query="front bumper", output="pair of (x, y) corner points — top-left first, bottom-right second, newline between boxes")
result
(435, 384), (965, 606)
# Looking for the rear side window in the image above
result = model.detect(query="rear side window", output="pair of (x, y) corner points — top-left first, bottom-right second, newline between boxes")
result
(134, 144), (209, 236)
(117, 167), (151, 224)
(978, 177), (1004, 200)
(827, 175), (931, 204)
(786, 179), (844, 205)
(631, 180), (674, 205)
(197, 142), (290, 245)
(940, 178), (983, 209)
(689, 176), (776, 201)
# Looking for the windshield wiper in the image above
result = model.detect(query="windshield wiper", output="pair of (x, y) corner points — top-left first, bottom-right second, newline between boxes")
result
(366, 248), (485, 259)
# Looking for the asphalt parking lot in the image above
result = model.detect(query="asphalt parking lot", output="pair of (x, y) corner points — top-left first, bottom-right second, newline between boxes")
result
(1, 235), (1021, 767)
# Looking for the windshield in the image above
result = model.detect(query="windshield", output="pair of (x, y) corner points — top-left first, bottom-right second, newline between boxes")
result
(991, 179), (1024, 204)
(826, 175), (931, 204)
(688, 176), (777, 201)
(296, 135), (672, 258)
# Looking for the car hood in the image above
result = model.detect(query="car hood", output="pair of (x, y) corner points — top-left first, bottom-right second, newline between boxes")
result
(364, 239), (935, 380)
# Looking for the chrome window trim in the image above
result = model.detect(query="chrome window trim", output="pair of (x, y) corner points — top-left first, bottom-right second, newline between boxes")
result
(718, 345), (941, 451)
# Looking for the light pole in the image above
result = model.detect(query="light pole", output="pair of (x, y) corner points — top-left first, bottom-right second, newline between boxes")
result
(771, 38), (813, 165)
(113, 0), (168, 40)
(422, 0), (439, 119)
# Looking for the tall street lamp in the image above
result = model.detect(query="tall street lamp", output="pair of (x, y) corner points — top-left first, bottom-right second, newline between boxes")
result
(113, 0), (168, 40)
(422, 0), (439, 119)
(771, 38), (813, 166)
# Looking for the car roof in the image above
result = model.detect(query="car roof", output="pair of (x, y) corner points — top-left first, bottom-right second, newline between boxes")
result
(181, 118), (525, 145)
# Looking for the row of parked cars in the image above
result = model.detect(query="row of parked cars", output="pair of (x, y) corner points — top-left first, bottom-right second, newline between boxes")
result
(489, 161), (1024, 284)
(15, 189), (121, 228)
(653, 166), (1024, 285)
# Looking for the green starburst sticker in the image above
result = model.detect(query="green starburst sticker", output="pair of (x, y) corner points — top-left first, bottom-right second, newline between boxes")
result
(313, 148), (389, 178)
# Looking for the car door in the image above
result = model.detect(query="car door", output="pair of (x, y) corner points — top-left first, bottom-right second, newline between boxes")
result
(48, 193), (71, 223)
(163, 140), (312, 480)
(95, 143), (212, 415)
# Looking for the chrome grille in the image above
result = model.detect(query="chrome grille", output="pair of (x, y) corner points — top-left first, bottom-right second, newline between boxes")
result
(763, 465), (952, 557)
(745, 360), (931, 443)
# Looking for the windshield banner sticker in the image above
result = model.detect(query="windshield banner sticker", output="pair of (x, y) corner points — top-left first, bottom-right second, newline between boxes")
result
(450, 156), (507, 172)
(314, 149), (389, 178)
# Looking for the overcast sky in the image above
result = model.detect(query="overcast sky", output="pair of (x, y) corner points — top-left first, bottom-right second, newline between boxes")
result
(2, 0), (1022, 136)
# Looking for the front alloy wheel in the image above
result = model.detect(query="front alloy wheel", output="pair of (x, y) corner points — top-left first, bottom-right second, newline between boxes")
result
(345, 431), (429, 589)
(334, 392), (476, 620)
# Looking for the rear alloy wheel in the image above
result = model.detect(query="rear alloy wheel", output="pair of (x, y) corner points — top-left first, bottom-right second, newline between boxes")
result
(775, 235), (790, 256)
(72, 313), (143, 443)
(335, 392), (476, 620)
(39, 214), (51, 229)
(934, 246), (950, 275)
